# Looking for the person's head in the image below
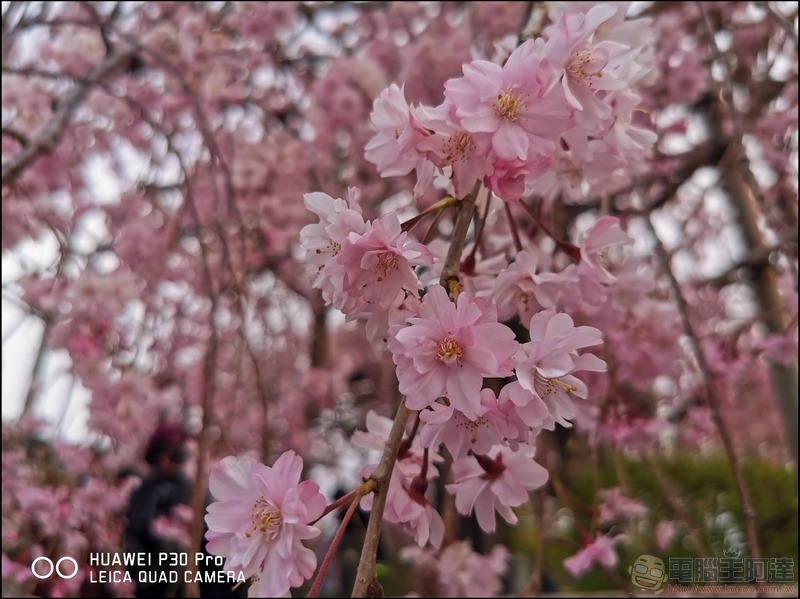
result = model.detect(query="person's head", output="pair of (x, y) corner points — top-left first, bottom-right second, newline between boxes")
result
(144, 423), (187, 475)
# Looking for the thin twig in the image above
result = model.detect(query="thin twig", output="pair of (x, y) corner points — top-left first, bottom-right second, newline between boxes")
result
(465, 187), (493, 268)
(505, 202), (523, 253)
(440, 182), (482, 297)
(351, 183), (483, 597)
(421, 207), (447, 245)
(643, 214), (763, 576)
(309, 484), (373, 598)
(644, 454), (712, 559)
(756, 1), (799, 47)
(350, 400), (410, 597)
(1, 46), (135, 185)
(313, 487), (360, 525)
(698, 2), (798, 465)
(519, 200), (580, 262)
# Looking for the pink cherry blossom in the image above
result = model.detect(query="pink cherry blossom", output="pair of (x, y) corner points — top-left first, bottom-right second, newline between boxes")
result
(655, 521), (679, 551)
(491, 248), (564, 322)
(362, 463), (445, 548)
(484, 155), (531, 202)
(338, 212), (433, 313)
(205, 452), (326, 598)
(447, 444), (548, 533)
(513, 309), (606, 428)
(414, 103), (494, 198)
(572, 215), (634, 310)
(419, 388), (521, 458)
(354, 411), (444, 547)
(3, 5), (794, 598)
(597, 487), (650, 524)
(152, 504), (193, 550)
(364, 83), (436, 196)
(401, 540), (509, 597)
(500, 380), (554, 431)
(563, 534), (626, 577)
(364, 291), (422, 346)
(547, 2), (657, 87)
(525, 126), (629, 203)
(300, 188), (368, 313)
(2, 552), (34, 586)
(543, 4), (630, 130)
(443, 40), (572, 162)
(388, 285), (518, 420)
(365, 84), (426, 177)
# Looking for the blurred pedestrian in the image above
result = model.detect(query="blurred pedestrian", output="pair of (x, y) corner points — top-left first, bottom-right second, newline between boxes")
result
(125, 424), (190, 598)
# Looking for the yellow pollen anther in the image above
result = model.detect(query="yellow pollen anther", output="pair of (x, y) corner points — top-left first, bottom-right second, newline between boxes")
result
(494, 88), (524, 121)
(566, 49), (605, 88)
(534, 371), (577, 397)
(376, 252), (398, 282)
(245, 497), (283, 541)
(551, 378), (577, 393)
(443, 132), (476, 163)
(436, 336), (464, 366)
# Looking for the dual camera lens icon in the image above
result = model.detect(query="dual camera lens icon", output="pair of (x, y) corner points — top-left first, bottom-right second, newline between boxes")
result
(31, 556), (79, 580)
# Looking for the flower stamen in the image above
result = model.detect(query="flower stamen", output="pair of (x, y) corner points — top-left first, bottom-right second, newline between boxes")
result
(376, 251), (398, 282)
(534, 370), (577, 397)
(494, 88), (524, 121)
(246, 497), (283, 541)
(566, 49), (607, 88)
(436, 336), (464, 366)
(443, 132), (476, 163)
(315, 241), (341, 257)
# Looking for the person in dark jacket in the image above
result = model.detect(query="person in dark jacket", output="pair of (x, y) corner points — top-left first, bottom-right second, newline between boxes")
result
(125, 424), (191, 598)
(124, 424), (248, 598)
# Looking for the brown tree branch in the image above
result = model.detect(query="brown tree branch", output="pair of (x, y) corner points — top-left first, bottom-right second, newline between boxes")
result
(644, 454), (712, 559)
(756, 1), (799, 47)
(701, 241), (789, 288)
(698, 2), (799, 464)
(1, 46), (135, 185)
(351, 182), (482, 597)
(440, 181), (481, 296)
(643, 214), (763, 580)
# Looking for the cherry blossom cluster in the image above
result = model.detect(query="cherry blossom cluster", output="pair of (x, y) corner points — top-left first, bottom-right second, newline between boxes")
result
(203, 5), (657, 593)
(4, 1), (797, 597)
(288, 6), (661, 562)
(205, 452), (325, 597)
(401, 540), (510, 597)
(294, 184), (631, 567)
(365, 3), (656, 204)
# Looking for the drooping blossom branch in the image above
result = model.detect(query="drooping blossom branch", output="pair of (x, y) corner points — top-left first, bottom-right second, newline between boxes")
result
(643, 214), (764, 570)
(4, 4), (795, 599)
(351, 182), (482, 597)
(440, 182), (482, 295)
(309, 482), (375, 598)
(698, 2), (799, 464)
(644, 454), (711, 559)
(2, 45), (136, 184)
(350, 400), (411, 597)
